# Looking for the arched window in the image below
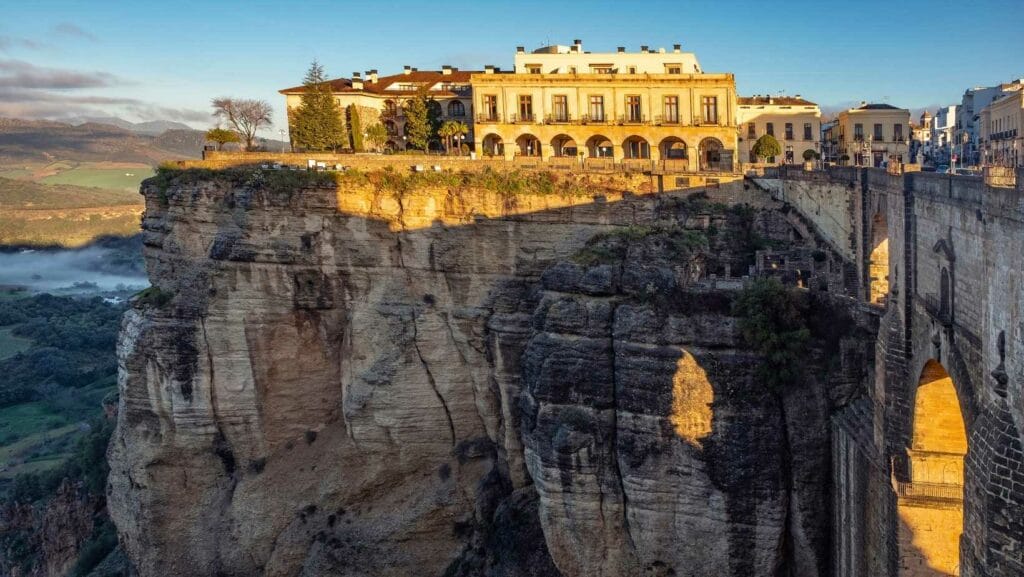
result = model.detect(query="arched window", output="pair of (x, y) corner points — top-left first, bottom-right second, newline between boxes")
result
(447, 100), (465, 117)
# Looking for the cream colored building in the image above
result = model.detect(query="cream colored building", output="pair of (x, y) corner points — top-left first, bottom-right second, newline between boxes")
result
(834, 103), (912, 167)
(470, 41), (738, 171)
(736, 95), (820, 165)
(980, 89), (1023, 167)
(280, 66), (477, 150)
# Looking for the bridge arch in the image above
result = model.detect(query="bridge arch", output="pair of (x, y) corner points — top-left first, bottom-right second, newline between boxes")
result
(869, 211), (890, 305)
(898, 359), (968, 577)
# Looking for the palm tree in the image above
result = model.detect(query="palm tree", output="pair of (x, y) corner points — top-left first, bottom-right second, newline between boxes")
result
(439, 120), (469, 155)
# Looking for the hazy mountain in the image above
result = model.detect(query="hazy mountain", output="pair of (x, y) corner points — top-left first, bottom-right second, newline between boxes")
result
(67, 116), (194, 135)
(0, 117), (204, 163)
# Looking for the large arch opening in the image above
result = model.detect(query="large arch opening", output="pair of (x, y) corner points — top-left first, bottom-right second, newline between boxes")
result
(659, 137), (688, 159)
(550, 134), (578, 157)
(622, 135), (650, 159)
(898, 360), (966, 577)
(698, 137), (724, 171)
(481, 134), (504, 157)
(515, 134), (541, 157)
(586, 135), (614, 158)
(869, 211), (890, 305)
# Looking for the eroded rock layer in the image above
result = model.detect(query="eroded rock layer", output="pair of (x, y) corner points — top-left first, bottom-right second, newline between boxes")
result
(109, 171), (873, 576)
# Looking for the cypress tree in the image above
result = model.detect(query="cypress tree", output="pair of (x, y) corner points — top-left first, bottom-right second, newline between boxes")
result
(403, 93), (431, 150)
(289, 60), (346, 151)
(348, 105), (363, 152)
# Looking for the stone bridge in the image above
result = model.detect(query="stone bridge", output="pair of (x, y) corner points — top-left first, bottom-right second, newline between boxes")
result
(759, 166), (1024, 577)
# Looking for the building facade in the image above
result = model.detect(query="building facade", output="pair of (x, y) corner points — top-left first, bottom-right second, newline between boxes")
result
(980, 89), (1023, 167)
(279, 66), (477, 151)
(955, 79), (1024, 165)
(470, 41), (738, 171)
(911, 110), (932, 164)
(930, 104), (958, 163)
(832, 103), (911, 167)
(736, 95), (820, 165)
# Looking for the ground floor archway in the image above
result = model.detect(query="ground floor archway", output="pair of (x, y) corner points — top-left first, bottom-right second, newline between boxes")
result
(586, 135), (613, 158)
(623, 136), (650, 159)
(659, 137), (688, 159)
(482, 134), (504, 157)
(699, 137), (724, 171)
(551, 134), (577, 157)
(516, 134), (541, 157)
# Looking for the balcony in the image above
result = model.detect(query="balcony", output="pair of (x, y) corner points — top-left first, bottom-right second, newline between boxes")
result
(509, 113), (536, 124)
(544, 113), (572, 124)
(894, 480), (963, 503)
(619, 113), (648, 125)
(654, 114), (682, 126)
(580, 114), (612, 125)
(475, 113), (500, 123)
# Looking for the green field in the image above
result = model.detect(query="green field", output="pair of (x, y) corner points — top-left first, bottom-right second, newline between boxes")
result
(0, 327), (32, 360)
(41, 166), (155, 191)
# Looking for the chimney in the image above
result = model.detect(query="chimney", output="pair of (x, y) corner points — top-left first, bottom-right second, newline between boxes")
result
(442, 65), (452, 75)
(368, 69), (378, 83)
(573, 39), (582, 47)
(516, 46), (525, 54)
(411, 67), (419, 72)
(640, 45), (649, 53)
(617, 46), (625, 53)
(484, 65), (495, 74)
(673, 43), (681, 53)
(351, 72), (363, 90)
(658, 47), (666, 53)
(403, 65), (412, 75)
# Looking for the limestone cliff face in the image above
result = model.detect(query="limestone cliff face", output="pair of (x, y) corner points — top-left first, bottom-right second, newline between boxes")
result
(109, 171), (872, 576)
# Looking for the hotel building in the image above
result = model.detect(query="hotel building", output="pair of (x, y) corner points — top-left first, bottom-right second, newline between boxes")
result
(980, 89), (1023, 167)
(832, 103), (912, 167)
(468, 40), (739, 171)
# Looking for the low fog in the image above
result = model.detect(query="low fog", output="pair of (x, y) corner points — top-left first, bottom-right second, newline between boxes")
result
(0, 245), (148, 295)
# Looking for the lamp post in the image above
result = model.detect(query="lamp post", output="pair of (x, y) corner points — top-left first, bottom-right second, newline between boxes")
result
(279, 129), (290, 153)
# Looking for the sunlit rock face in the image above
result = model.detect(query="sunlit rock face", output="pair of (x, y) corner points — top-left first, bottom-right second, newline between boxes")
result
(108, 172), (871, 577)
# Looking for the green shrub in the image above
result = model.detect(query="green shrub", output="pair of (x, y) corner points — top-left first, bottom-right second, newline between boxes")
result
(732, 278), (810, 390)
(133, 286), (173, 308)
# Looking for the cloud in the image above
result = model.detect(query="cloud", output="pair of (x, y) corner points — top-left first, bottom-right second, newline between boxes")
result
(0, 36), (47, 51)
(53, 23), (97, 42)
(0, 59), (206, 126)
(0, 59), (117, 90)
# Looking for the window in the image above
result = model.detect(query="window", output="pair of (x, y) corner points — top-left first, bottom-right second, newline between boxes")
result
(785, 149), (794, 163)
(663, 96), (679, 123)
(589, 95), (605, 121)
(569, 66), (577, 74)
(747, 123), (756, 139)
(873, 123), (883, 141)
(701, 96), (718, 124)
(894, 124), (904, 141)
(854, 123), (864, 141)
(482, 95), (497, 120)
(527, 65), (541, 74)
(785, 123), (794, 140)
(590, 65), (613, 74)
(628, 66), (637, 74)
(625, 95), (642, 122)
(518, 95), (533, 121)
(447, 100), (465, 117)
(552, 95), (568, 122)
(666, 66), (681, 74)
(803, 123), (813, 140)
(766, 122), (775, 137)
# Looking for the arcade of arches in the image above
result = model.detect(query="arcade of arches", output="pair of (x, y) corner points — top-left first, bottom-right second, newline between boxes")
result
(897, 360), (967, 577)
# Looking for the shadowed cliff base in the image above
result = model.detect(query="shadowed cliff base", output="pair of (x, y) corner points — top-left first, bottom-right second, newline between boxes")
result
(108, 166), (877, 576)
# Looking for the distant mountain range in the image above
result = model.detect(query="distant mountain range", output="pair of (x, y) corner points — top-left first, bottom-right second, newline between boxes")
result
(66, 116), (195, 136)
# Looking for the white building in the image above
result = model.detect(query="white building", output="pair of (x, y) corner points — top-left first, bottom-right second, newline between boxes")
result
(955, 79), (1024, 165)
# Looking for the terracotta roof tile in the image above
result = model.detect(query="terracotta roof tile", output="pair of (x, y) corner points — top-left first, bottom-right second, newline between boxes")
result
(279, 70), (479, 97)
(738, 96), (818, 106)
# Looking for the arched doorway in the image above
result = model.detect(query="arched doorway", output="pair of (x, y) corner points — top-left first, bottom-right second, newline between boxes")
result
(482, 134), (504, 157)
(870, 212), (889, 305)
(515, 134), (541, 157)
(586, 135), (613, 158)
(898, 360), (966, 577)
(551, 134), (577, 157)
(659, 137), (688, 159)
(623, 136), (650, 159)
(699, 137), (724, 171)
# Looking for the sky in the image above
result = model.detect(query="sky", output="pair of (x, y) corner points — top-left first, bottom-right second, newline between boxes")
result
(1, 0), (1022, 135)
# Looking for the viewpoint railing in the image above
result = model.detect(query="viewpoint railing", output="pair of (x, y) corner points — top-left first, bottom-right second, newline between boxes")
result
(894, 480), (964, 503)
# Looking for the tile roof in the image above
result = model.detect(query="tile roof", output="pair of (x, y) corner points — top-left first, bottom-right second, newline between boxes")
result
(279, 70), (479, 97)
(738, 95), (818, 106)
(856, 103), (902, 110)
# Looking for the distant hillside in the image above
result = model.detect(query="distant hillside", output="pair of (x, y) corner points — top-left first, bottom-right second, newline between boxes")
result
(0, 176), (141, 209)
(0, 176), (142, 246)
(0, 118), (204, 163)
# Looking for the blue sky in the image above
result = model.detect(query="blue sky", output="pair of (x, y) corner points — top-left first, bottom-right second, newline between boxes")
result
(1, 0), (1022, 134)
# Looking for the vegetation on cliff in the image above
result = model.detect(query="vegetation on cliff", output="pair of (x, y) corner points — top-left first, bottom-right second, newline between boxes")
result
(733, 277), (810, 389)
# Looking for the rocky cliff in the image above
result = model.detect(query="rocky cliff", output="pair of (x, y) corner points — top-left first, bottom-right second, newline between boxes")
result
(109, 168), (875, 576)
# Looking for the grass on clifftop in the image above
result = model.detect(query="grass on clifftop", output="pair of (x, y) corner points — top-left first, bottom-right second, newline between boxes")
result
(572, 225), (708, 267)
(151, 164), (603, 200)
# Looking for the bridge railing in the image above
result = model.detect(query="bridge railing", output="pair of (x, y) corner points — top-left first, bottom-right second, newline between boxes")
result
(894, 480), (963, 502)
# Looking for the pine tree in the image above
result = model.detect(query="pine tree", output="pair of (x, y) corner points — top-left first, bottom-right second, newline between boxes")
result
(347, 105), (363, 152)
(289, 60), (346, 151)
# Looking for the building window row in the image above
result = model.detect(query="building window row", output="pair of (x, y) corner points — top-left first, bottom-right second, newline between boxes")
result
(852, 123), (905, 142)
(478, 93), (722, 125)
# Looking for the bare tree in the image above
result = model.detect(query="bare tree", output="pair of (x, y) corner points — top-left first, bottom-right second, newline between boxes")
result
(211, 98), (273, 151)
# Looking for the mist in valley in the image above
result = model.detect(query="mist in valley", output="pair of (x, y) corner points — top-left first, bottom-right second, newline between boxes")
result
(0, 237), (147, 295)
